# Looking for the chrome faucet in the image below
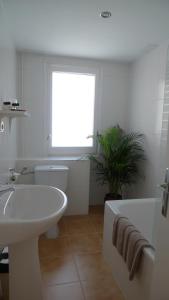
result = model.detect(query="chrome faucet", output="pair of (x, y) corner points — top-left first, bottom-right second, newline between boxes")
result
(0, 185), (15, 196)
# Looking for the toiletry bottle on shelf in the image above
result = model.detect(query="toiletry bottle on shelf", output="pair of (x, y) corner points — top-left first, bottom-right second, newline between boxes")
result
(11, 99), (19, 111)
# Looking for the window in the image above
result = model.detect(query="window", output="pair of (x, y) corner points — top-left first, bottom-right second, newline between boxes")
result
(50, 69), (96, 154)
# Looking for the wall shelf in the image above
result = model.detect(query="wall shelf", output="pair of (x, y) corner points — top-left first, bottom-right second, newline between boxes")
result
(0, 110), (30, 131)
(0, 110), (30, 118)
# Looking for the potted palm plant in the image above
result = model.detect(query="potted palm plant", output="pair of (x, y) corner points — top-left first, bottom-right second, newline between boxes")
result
(89, 125), (146, 201)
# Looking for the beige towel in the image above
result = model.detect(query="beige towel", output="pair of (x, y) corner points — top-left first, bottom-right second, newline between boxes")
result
(127, 235), (152, 280)
(112, 213), (154, 280)
(112, 214), (128, 246)
(122, 226), (139, 261)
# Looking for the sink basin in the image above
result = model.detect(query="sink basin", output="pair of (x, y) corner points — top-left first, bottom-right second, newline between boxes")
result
(0, 184), (67, 245)
(0, 184), (67, 300)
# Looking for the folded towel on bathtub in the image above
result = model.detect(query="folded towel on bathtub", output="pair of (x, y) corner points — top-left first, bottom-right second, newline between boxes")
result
(112, 214), (154, 280)
(112, 214), (135, 256)
(112, 214), (128, 246)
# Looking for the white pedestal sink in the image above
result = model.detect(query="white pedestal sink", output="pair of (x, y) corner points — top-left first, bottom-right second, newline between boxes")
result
(0, 184), (67, 300)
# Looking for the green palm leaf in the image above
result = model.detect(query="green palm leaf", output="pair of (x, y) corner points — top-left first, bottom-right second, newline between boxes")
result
(89, 125), (146, 196)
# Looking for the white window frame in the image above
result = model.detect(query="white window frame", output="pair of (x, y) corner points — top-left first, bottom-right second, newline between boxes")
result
(45, 64), (101, 156)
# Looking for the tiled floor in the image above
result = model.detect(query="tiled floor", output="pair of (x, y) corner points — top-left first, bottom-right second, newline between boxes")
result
(39, 206), (124, 300)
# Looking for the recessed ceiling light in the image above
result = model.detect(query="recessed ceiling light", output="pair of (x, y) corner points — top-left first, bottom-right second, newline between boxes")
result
(100, 11), (112, 18)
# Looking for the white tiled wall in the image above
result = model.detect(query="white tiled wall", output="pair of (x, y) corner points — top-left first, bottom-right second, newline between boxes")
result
(0, 3), (18, 175)
(127, 44), (168, 198)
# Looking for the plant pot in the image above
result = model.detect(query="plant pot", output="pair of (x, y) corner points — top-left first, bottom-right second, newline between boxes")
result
(104, 193), (122, 202)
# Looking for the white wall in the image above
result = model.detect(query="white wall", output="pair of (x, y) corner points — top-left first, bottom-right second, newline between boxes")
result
(0, 3), (18, 175)
(128, 45), (167, 198)
(17, 52), (130, 205)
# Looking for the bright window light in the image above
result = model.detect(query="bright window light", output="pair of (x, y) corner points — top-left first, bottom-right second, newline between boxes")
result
(52, 71), (96, 147)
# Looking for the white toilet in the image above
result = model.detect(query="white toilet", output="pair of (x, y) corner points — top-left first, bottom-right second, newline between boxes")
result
(34, 165), (69, 238)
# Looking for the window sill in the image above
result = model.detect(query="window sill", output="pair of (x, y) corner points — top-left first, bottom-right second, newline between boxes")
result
(47, 156), (89, 161)
(17, 156), (89, 161)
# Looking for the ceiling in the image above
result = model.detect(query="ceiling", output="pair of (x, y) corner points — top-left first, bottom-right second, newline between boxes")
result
(3, 0), (169, 61)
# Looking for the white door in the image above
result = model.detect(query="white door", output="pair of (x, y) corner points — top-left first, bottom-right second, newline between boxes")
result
(150, 47), (169, 300)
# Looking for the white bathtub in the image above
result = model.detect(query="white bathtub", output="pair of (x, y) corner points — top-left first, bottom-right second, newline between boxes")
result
(103, 198), (160, 300)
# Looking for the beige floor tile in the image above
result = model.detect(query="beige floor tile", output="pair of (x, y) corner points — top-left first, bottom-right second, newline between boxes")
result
(39, 237), (70, 259)
(41, 255), (79, 286)
(58, 217), (68, 237)
(81, 276), (124, 300)
(90, 215), (104, 233)
(40, 206), (123, 300)
(64, 215), (96, 235)
(44, 283), (85, 300)
(89, 205), (104, 215)
(98, 230), (104, 243)
(68, 233), (102, 255)
(74, 253), (112, 281)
